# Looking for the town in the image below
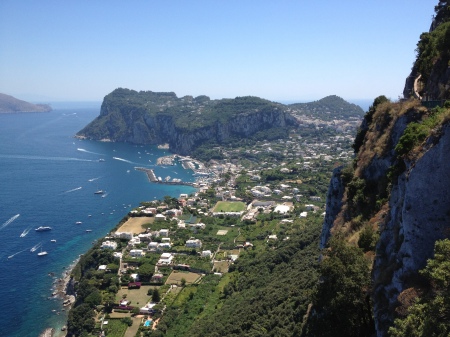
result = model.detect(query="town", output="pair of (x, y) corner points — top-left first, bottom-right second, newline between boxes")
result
(65, 108), (362, 337)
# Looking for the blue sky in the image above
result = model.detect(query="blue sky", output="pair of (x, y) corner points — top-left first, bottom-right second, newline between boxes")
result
(0, 1), (438, 103)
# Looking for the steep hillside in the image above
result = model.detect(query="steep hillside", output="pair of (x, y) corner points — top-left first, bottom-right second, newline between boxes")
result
(319, 3), (450, 336)
(76, 90), (362, 155)
(0, 93), (51, 113)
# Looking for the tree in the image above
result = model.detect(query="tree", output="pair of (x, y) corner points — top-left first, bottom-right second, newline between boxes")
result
(139, 263), (154, 282)
(152, 288), (161, 303)
(305, 237), (374, 337)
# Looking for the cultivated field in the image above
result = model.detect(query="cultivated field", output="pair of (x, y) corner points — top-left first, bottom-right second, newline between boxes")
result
(116, 285), (157, 306)
(166, 271), (202, 285)
(213, 201), (246, 212)
(116, 217), (154, 234)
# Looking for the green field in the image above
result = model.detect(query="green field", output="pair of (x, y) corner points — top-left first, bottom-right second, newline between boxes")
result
(213, 201), (246, 212)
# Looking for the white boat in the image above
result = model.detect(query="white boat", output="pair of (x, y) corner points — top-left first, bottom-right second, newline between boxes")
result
(50, 239), (56, 243)
(86, 229), (92, 232)
(94, 190), (104, 195)
(98, 159), (105, 162)
(35, 226), (52, 232)
(37, 248), (48, 256)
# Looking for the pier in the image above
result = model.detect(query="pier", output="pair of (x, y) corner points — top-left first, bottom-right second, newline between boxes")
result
(134, 167), (197, 187)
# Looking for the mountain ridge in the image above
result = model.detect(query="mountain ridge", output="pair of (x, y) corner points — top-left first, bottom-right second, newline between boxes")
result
(76, 90), (363, 155)
(0, 93), (52, 113)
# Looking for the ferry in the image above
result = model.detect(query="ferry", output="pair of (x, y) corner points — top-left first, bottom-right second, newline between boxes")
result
(35, 226), (52, 232)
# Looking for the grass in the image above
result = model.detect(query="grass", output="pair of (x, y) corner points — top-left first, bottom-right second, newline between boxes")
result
(213, 201), (246, 212)
(116, 285), (158, 306)
(102, 318), (128, 337)
(116, 216), (154, 234)
(166, 270), (202, 285)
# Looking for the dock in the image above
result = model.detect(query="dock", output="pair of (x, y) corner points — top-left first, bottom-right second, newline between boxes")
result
(134, 167), (197, 187)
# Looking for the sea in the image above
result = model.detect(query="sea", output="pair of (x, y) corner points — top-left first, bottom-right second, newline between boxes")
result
(0, 103), (197, 337)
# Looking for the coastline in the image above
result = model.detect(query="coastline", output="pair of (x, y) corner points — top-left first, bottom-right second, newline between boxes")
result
(41, 258), (79, 337)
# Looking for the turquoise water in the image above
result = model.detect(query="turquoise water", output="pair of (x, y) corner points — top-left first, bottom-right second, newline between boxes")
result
(144, 320), (152, 327)
(0, 104), (196, 337)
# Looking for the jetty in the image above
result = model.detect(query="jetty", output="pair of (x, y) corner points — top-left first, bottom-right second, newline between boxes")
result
(134, 167), (197, 187)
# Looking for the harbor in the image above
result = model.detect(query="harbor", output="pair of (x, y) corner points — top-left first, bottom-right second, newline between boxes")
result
(134, 167), (197, 187)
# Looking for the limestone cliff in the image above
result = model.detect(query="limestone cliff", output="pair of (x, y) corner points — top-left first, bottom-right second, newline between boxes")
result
(321, 4), (450, 335)
(76, 88), (299, 155)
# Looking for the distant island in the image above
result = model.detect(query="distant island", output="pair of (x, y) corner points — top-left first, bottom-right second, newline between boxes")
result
(76, 89), (364, 155)
(0, 93), (52, 113)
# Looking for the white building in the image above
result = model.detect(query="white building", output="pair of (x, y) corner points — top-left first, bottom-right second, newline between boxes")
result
(130, 249), (145, 257)
(186, 238), (202, 248)
(159, 229), (169, 237)
(101, 240), (118, 250)
(158, 252), (174, 265)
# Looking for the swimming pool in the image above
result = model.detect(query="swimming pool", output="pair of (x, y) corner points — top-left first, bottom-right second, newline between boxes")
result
(144, 320), (152, 327)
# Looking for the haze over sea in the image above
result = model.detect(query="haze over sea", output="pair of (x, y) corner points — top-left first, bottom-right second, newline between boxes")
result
(0, 103), (196, 337)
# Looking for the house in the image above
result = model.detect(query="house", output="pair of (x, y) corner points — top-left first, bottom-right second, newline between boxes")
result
(129, 249), (144, 257)
(274, 204), (290, 214)
(128, 237), (141, 246)
(114, 232), (133, 240)
(155, 214), (166, 222)
(305, 204), (315, 211)
(159, 229), (169, 237)
(186, 238), (202, 248)
(130, 273), (139, 281)
(101, 240), (118, 250)
(140, 302), (157, 314)
(158, 242), (172, 249)
(158, 252), (174, 265)
(268, 234), (278, 240)
(201, 250), (212, 257)
(148, 242), (159, 250)
(98, 265), (107, 271)
(300, 211), (308, 218)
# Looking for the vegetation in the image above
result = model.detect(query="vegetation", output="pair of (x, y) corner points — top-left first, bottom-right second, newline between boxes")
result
(389, 239), (450, 337)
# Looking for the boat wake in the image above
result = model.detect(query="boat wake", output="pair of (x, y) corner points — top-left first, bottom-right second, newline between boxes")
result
(113, 157), (141, 165)
(101, 192), (108, 198)
(88, 176), (101, 182)
(0, 154), (94, 162)
(20, 226), (32, 237)
(8, 248), (28, 259)
(0, 214), (20, 231)
(77, 148), (104, 156)
(63, 187), (82, 194)
(30, 242), (42, 252)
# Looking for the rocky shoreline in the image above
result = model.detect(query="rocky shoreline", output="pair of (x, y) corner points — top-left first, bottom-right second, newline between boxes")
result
(39, 328), (54, 337)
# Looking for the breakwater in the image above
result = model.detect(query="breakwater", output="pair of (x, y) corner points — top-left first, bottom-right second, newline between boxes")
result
(134, 167), (197, 187)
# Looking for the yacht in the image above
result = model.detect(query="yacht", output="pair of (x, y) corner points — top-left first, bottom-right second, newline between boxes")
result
(94, 190), (104, 195)
(37, 248), (48, 256)
(35, 226), (52, 232)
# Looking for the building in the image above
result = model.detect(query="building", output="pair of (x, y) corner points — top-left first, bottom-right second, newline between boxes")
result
(101, 240), (118, 250)
(129, 249), (145, 257)
(186, 238), (202, 248)
(158, 252), (174, 265)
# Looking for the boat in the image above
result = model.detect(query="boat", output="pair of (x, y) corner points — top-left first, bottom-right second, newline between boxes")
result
(50, 239), (56, 243)
(94, 190), (104, 195)
(37, 248), (48, 256)
(98, 159), (105, 162)
(75, 221), (82, 225)
(35, 226), (52, 232)
(86, 229), (92, 232)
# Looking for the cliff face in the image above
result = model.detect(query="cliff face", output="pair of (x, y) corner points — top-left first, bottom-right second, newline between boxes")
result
(77, 89), (298, 155)
(321, 98), (450, 335)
